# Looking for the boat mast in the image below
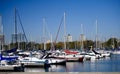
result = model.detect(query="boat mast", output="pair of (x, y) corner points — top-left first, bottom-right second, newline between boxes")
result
(0, 15), (3, 34)
(81, 24), (84, 50)
(112, 36), (115, 49)
(0, 15), (1, 65)
(14, 8), (18, 48)
(0, 15), (3, 49)
(50, 34), (53, 50)
(81, 24), (83, 34)
(40, 37), (42, 49)
(43, 18), (46, 50)
(95, 20), (98, 50)
(54, 15), (63, 50)
(64, 12), (66, 49)
(9, 41), (11, 50)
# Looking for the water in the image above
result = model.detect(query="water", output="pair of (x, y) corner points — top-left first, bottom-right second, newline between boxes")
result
(25, 54), (120, 72)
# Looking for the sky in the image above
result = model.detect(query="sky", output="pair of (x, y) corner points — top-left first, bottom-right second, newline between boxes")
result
(0, 0), (120, 43)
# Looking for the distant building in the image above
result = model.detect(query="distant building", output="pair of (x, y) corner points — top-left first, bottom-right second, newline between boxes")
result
(67, 34), (72, 42)
(46, 40), (51, 43)
(80, 34), (86, 41)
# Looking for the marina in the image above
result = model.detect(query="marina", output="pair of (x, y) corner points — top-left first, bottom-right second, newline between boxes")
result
(1, 48), (120, 72)
(0, 0), (120, 73)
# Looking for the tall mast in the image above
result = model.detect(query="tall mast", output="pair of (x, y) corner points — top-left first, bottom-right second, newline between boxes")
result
(43, 18), (46, 50)
(64, 12), (66, 49)
(75, 41), (77, 49)
(14, 8), (17, 47)
(0, 15), (4, 51)
(50, 34), (53, 50)
(0, 15), (3, 66)
(95, 20), (98, 50)
(9, 41), (11, 50)
(0, 15), (3, 34)
(81, 24), (84, 50)
(40, 37), (43, 49)
(81, 24), (83, 34)
(112, 36), (115, 49)
(0, 15), (2, 53)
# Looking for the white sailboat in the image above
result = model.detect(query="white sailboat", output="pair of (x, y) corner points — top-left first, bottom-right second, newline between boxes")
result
(41, 18), (66, 65)
(19, 56), (49, 67)
(84, 20), (101, 60)
(51, 12), (84, 62)
(0, 60), (24, 72)
(0, 10), (24, 72)
(111, 36), (120, 54)
(53, 50), (84, 62)
(79, 24), (91, 61)
(93, 20), (102, 58)
(92, 20), (111, 58)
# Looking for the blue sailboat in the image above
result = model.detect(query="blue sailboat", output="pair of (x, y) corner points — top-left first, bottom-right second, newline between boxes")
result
(0, 47), (18, 61)
(0, 10), (24, 72)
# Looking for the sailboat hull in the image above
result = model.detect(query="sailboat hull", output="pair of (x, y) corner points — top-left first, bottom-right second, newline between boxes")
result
(49, 59), (66, 65)
(0, 63), (24, 72)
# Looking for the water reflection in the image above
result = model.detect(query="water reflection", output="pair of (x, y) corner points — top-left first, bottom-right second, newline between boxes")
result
(25, 68), (45, 72)
(25, 54), (120, 72)
(49, 65), (66, 72)
(25, 65), (66, 72)
(66, 62), (84, 72)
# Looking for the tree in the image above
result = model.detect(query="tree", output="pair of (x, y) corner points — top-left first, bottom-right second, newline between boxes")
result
(105, 37), (118, 49)
(84, 40), (94, 49)
(46, 43), (51, 50)
(56, 42), (63, 49)
(68, 42), (74, 49)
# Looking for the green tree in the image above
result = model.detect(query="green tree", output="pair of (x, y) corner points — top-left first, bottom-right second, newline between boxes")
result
(68, 42), (74, 49)
(56, 42), (63, 49)
(105, 38), (118, 49)
(84, 40), (94, 49)
(46, 43), (51, 50)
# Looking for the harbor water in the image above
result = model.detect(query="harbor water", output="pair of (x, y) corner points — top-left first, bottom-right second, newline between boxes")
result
(25, 54), (120, 72)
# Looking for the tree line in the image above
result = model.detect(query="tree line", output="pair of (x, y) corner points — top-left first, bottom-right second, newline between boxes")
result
(3, 37), (120, 50)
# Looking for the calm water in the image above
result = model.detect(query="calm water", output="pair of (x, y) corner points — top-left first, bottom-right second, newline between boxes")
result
(25, 54), (120, 72)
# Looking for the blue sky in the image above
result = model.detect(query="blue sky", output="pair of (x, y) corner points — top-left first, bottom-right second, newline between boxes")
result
(0, 0), (120, 43)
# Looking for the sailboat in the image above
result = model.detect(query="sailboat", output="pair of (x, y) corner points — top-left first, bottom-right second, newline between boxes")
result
(0, 10), (24, 72)
(41, 18), (66, 65)
(78, 24), (91, 61)
(51, 12), (84, 62)
(19, 54), (50, 67)
(93, 20), (111, 57)
(111, 37), (120, 54)
(11, 12), (49, 67)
